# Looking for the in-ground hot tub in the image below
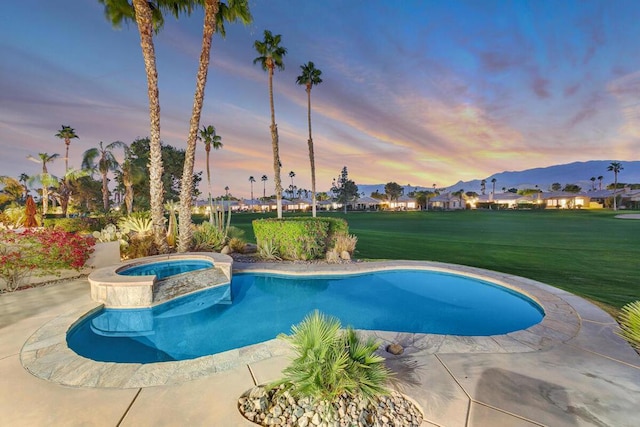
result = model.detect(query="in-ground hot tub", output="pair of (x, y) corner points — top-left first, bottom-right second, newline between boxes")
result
(88, 252), (232, 309)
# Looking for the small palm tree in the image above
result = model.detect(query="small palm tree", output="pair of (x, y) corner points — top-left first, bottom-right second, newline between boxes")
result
(289, 171), (295, 198)
(480, 179), (486, 195)
(261, 174), (268, 199)
(249, 176), (255, 209)
(590, 176), (596, 191)
(197, 125), (223, 222)
(82, 141), (125, 211)
(55, 125), (78, 171)
(598, 175), (603, 190)
(491, 178), (497, 200)
(27, 153), (60, 215)
(607, 161), (624, 210)
(296, 61), (323, 217)
(254, 29), (287, 218)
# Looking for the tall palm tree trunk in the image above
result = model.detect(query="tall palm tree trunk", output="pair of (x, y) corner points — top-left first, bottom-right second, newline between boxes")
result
(178, 0), (219, 252)
(205, 146), (214, 222)
(102, 172), (109, 211)
(613, 172), (618, 211)
(306, 86), (317, 217)
(268, 65), (283, 218)
(133, 0), (167, 253)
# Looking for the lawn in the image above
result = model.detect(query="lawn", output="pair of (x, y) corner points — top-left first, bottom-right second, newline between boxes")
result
(230, 209), (640, 311)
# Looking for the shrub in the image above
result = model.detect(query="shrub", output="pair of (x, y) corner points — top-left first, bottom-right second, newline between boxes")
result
(43, 217), (98, 233)
(333, 234), (358, 255)
(192, 221), (226, 252)
(618, 301), (640, 351)
(253, 218), (330, 260)
(228, 237), (246, 253)
(118, 214), (153, 236)
(0, 229), (95, 291)
(273, 310), (391, 403)
(122, 234), (159, 260)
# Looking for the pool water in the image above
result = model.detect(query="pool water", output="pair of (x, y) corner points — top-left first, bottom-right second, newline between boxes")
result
(67, 270), (544, 363)
(117, 260), (213, 280)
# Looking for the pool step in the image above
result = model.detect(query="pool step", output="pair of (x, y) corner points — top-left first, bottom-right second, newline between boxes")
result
(152, 266), (232, 305)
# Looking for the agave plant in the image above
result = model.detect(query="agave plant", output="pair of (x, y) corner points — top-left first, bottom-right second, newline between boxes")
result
(273, 310), (391, 403)
(118, 214), (153, 236)
(191, 221), (226, 252)
(618, 301), (640, 351)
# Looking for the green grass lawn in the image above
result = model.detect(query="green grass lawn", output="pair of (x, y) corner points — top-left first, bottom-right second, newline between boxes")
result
(230, 209), (640, 311)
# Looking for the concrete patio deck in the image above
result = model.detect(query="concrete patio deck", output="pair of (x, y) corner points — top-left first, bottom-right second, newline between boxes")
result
(1, 261), (639, 426)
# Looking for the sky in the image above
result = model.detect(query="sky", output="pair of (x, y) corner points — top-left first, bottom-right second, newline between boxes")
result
(1, 0), (640, 199)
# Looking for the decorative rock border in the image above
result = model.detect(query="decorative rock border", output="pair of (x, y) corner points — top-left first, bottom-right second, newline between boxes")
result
(21, 260), (581, 389)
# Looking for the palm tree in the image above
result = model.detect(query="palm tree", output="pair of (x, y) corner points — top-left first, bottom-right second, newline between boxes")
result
(253, 29), (287, 218)
(18, 173), (30, 201)
(598, 175), (604, 190)
(55, 125), (78, 171)
(99, 0), (174, 253)
(249, 176), (255, 208)
(607, 161), (624, 211)
(296, 61), (323, 217)
(119, 144), (136, 214)
(288, 170), (296, 198)
(261, 174), (268, 199)
(197, 125), (223, 223)
(27, 153), (59, 215)
(178, 0), (252, 253)
(491, 178), (497, 200)
(81, 141), (125, 211)
(224, 186), (229, 198)
(480, 179), (486, 195)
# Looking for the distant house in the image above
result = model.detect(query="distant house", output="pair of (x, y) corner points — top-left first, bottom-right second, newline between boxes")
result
(475, 193), (534, 209)
(354, 196), (381, 210)
(543, 192), (590, 209)
(430, 193), (465, 210)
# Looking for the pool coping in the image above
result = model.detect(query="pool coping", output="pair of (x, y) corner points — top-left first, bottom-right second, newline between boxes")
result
(20, 260), (581, 389)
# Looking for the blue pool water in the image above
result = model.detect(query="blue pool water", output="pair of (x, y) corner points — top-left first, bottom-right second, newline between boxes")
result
(118, 260), (213, 280)
(67, 270), (544, 363)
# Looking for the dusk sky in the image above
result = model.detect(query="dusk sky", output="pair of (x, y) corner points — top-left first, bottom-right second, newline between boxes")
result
(2, 0), (640, 199)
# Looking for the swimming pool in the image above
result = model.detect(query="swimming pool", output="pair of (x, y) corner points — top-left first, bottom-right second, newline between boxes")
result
(67, 270), (544, 363)
(117, 259), (213, 280)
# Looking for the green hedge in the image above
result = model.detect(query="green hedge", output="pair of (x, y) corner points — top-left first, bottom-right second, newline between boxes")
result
(253, 217), (348, 260)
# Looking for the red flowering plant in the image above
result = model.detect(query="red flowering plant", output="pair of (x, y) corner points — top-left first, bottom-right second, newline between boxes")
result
(0, 229), (95, 292)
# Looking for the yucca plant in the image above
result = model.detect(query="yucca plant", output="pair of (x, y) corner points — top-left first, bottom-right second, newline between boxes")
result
(273, 310), (391, 403)
(164, 200), (179, 248)
(618, 301), (640, 351)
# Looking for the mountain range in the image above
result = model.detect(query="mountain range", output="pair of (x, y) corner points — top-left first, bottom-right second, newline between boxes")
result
(356, 160), (640, 196)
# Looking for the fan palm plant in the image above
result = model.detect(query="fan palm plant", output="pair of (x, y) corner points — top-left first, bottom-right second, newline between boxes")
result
(274, 310), (391, 403)
(607, 161), (623, 210)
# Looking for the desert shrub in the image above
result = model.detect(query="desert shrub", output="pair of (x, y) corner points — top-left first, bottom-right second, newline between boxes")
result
(0, 229), (95, 291)
(333, 234), (358, 255)
(618, 301), (640, 351)
(122, 234), (159, 260)
(253, 218), (329, 260)
(43, 217), (100, 233)
(227, 225), (245, 240)
(273, 310), (391, 403)
(228, 237), (246, 253)
(192, 221), (226, 252)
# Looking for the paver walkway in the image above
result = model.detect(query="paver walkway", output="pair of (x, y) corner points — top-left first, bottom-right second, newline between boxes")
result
(1, 262), (639, 426)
